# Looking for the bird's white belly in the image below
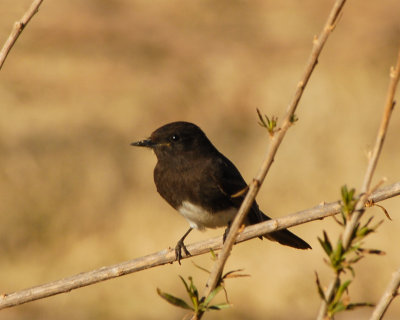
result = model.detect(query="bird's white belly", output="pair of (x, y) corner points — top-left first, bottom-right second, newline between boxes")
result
(178, 201), (237, 230)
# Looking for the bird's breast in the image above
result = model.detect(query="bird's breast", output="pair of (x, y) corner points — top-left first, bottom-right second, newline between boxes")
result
(178, 201), (237, 230)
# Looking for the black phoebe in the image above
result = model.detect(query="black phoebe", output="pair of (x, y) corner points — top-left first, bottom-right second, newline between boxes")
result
(131, 121), (311, 263)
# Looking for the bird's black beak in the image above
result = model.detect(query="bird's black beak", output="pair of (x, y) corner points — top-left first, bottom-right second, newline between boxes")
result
(130, 139), (154, 148)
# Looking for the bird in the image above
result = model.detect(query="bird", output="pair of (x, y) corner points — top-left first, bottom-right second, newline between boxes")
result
(131, 121), (311, 264)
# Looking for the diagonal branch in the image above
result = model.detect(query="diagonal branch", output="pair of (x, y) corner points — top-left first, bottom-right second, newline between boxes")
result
(0, 0), (44, 70)
(370, 267), (400, 320)
(0, 182), (398, 310)
(200, 0), (348, 307)
(316, 47), (400, 319)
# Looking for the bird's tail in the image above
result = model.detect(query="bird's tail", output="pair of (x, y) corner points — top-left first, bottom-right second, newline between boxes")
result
(250, 209), (311, 250)
(264, 228), (311, 250)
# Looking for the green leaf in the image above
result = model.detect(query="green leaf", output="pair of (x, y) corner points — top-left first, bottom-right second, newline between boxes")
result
(189, 277), (199, 298)
(348, 241), (361, 253)
(370, 219), (384, 232)
(256, 108), (278, 135)
(356, 218), (383, 239)
(256, 108), (266, 127)
(350, 222), (360, 242)
(332, 240), (344, 271)
(317, 237), (327, 255)
(346, 265), (355, 278)
(289, 113), (298, 123)
(188, 277), (199, 310)
(358, 248), (386, 256)
(332, 214), (345, 226)
(348, 188), (355, 202)
(348, 255), (364, 265)
(192, 261), (211, 274)
(222, 268), (249, 280)
(341, 185), (348, 203)
(335, 279), (351, 302)
(362, 216), (374, 228)
(209, 248), (217, 260)
(357, 226), (373, 238)
(339, 208), (347, 225)
(203, 285), (224, 307)
(315, 272), (326, 302)
(179, 276), (191, 295)
(341, 185), (356, 217)
(207, 303), (231, 310)
(347, 302), (375, 309)
(323, 231), (333, 254)
(329, 301), (347, 315)
(157, 288), (193, 310)
(318, 231), (332, 256)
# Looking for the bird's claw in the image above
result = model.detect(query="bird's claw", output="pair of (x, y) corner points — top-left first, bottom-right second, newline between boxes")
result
(223, 223), (231, 243)
(175, 240), (191, 265)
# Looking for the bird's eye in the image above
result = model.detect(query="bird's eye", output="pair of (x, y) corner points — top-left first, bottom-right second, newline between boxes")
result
(170, 134), (179, 142)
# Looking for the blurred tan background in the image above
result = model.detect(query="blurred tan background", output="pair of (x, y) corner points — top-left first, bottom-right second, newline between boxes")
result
(1, 0), (400, 319)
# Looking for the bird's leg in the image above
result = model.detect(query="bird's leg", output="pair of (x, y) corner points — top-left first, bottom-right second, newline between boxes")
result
(222, 221), (232, 243)
(175, 227), (193, 265)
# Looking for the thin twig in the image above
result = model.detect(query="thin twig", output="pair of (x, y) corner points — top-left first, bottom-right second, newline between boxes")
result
(0, 0), (44, 70)
(0, 182), (398, 310)
(316, 47), (400, 320)
(370, 268), (400, 320)
(200, 0), (348, 312)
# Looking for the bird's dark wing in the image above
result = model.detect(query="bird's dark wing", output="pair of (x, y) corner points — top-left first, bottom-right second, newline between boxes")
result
(213, 153), (311, 250)
(212, 153), (266, 225)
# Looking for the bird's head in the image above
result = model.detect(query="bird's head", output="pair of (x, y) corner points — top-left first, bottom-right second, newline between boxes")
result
(131, 121), (213, 159)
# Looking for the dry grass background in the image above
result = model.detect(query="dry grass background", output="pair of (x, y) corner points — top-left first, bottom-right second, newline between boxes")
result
(1, 0), (400, 319)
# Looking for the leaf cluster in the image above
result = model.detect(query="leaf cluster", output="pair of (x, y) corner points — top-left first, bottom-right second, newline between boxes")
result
(256, 108), (278, 136)
(157, 256), (249, 319)
(157, 276), (230, 317)
(316, 275), (374, 317)
(315, 185), (387, 318)
(337, 185), (357, 225)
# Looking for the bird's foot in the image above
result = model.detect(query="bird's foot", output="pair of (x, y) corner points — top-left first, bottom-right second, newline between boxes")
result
(222, 222), (232, 243)
(222, 228), (228, 243)
(175, 239), (191, 265)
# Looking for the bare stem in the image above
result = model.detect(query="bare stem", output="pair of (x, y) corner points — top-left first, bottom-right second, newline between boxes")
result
(200, 0), (348, 310)
(0, 182), (398, 310)
(0, 0), (44, 70)
(316, 47), (400, 320)
(370, 268), (400, 320)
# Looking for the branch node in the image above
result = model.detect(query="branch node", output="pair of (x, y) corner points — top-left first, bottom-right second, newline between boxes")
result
(19, 21), (26, 31)
(252, 178), (261, 188)
(390, 66), (396, 78)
